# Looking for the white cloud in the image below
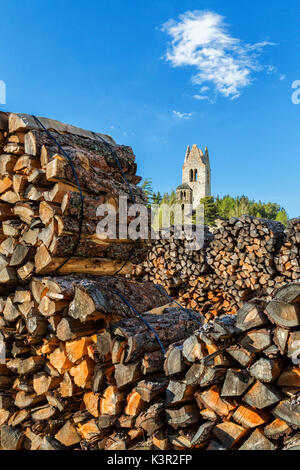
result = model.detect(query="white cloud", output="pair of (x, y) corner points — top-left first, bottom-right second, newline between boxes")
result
(266, 65), (277, 74)
(162, 10), (275, 99)
(265, 65), (286, 81)
(194, 94), (210, 101)
(172, 110), (193, 119)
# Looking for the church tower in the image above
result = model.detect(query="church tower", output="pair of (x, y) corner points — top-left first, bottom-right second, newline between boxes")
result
(176, 144), (211, 210)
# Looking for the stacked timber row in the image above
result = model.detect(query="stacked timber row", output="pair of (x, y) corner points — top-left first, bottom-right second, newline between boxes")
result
(0, 276), (200, 450)
(205, 216), (286, 305)
(179, 216), (287, 317)
(168, 281), (300, 450)
(1, 280), (300, 450)
(178, 274), (238, 320)
(276, 218), (300, 281)
(132, 226), (213, 294)
(0, 112), (148, 286)
(133, 216), (289, 319)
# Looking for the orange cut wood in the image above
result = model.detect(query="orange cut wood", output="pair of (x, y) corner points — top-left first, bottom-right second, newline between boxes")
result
(55, 421), (81, 447)
(124, 390), (146, 416)
(197, 386), (236, 417)
(212, 421), (248, 449)
(77, 419), (101, 440)
(48, 345), (73, 374)
(100, 385), (124, 416)
(83, 391), (100, 418)
(233, 405), (270, 429)
(69, 358), (95, 388)
(65, 336), (93, 363)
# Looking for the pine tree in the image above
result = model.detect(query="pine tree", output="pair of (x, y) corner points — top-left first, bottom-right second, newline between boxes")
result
(139, 178), (153, 207)
(199, 196), (219, 226)
(152, 191), (162, 205)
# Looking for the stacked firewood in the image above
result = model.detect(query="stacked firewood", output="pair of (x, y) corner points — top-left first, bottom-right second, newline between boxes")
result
(178, 274), (238, 320)
(0, 112), (148, 285)
(1, 280), (300, 450)
(0, 276), (201, 450)
(275, 218), (300, 281)
(133, 216), (288, 318)
(205, 216), (286, 306)
(166, 280), (300, 450)
(132, 226), (213, 293)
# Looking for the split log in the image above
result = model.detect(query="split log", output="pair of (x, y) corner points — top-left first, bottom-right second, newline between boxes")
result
(239, 428), (276, 450)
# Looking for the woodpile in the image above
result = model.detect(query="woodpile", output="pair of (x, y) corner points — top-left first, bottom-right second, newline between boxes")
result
(0, 112), (149, 285)
(133, 216), (291, 319)
(1, 280), (300, 450)
(172, 280), (300, 450)
(178, 274), (238, 320)
(205, 216), (286, 306)
(1, 110), (300, 451)
(0, 111), (184, 450)
(276, 218), (300, 281)
(0, 284), (201, 450)
(132, 226), (213, 293)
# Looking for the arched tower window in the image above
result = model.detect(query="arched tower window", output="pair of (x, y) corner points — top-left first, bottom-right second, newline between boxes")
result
(194, 169), (198, 181)
(189, 169), (193, 182)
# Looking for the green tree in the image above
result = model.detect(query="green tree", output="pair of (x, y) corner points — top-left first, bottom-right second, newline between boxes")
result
(198, 196), (219, 226)
(275, 210), (288, 225)
(195, 195), (288, 226)
(152, 191), (163, 205)
(139, 178), (153, 207)
(215, 195), (235, 219)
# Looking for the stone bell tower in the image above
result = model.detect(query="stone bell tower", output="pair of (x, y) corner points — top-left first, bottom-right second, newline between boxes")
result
(177, 144), (211, 210)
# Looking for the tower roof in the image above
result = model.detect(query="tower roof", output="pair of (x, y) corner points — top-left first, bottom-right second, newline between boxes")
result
(176, 183), (192, 190)
(184, 144), (209, 166)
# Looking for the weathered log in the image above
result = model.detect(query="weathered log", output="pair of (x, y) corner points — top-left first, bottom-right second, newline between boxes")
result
(265, 299), (300, 328)
(0, 425), (24, 450)
(221, 369), (254, 397)
(212, 421), (248, 449)
(243, 381), (282, 409)
(239, 428), (276, 450)
(54, 421), (81, 447)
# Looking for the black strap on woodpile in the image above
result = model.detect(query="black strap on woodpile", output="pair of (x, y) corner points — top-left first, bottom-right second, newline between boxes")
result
(91, 132), (136, 204)
(90, 132), (137, 276)
(32, 117), (137, 276)
(153, 283), (203, 326)
(109, 287), (166, 354)
(32, 115), (84, 273)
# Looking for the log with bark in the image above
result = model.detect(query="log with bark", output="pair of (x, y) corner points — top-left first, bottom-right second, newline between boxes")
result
(0, 112), (150, 283)
(0, 280), (299, 450)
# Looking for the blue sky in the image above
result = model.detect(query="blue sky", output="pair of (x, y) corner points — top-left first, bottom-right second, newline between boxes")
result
(0, 0), (299, 217)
